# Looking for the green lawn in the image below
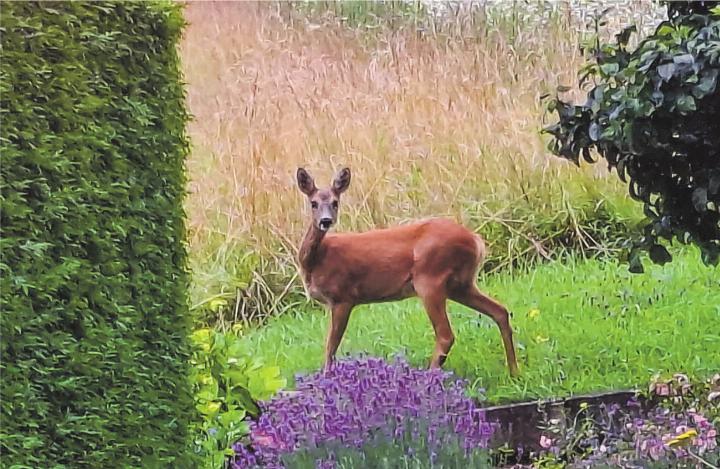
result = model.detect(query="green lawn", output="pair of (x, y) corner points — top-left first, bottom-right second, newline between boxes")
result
(240, 249), (720, 403)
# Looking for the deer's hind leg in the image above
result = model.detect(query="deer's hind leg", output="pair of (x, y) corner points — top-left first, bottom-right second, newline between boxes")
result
(449, 284), (519, 376)
(414, 274), (454, 368)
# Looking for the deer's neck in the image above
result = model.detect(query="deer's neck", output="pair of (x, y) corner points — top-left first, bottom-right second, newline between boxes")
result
(298, 223), (326, 273)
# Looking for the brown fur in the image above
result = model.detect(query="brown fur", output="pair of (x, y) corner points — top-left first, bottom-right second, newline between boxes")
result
(296, 168), (519, 375)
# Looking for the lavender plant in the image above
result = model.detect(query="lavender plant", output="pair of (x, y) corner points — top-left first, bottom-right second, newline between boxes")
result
(232, 357), (497, 468)
(280, 424), (493, 468)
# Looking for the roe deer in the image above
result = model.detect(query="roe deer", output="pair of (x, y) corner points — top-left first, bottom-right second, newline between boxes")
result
(296, 167), (519, 376)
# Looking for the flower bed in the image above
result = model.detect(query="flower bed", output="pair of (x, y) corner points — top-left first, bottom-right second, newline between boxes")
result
(232, 359), (719, 468)
(232, 357), (496, 468)
(528, 402), (718, 468)
(530, 374), (719, 468)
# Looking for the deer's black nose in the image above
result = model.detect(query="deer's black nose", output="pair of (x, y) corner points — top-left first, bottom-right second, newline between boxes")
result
(319, 218), (332, 230)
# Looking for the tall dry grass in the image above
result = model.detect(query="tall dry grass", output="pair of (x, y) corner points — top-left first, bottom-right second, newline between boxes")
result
(180, 1), (654, 323)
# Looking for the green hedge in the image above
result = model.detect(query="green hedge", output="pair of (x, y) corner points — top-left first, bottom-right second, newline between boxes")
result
(1, 3), (195, 467)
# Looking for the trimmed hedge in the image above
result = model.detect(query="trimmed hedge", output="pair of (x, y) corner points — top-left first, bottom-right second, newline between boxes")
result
(1, 3), (196, 467)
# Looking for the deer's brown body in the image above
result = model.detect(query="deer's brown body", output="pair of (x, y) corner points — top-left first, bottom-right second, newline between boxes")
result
(301, 219), (481, 304)
(296, 167), (519, 375)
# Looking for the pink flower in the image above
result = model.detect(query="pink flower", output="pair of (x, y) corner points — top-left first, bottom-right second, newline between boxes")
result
(540, 435), (553, 449)
(648, 441), (664, 460)
(253, 431), (281, 449)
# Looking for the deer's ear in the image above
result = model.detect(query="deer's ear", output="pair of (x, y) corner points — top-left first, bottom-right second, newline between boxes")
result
(332, 167), (351, 195)
(297, 168), (316, 196)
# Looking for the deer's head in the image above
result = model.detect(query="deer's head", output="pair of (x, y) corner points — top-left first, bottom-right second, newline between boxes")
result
(296, 167), (351, 232)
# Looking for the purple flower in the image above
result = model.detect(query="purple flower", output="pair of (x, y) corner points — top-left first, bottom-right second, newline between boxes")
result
(603, 405), (718, 464)
(231, 356), (496, 468)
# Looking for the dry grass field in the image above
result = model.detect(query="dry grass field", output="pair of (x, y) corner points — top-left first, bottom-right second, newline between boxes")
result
(180, 1), (659, 321)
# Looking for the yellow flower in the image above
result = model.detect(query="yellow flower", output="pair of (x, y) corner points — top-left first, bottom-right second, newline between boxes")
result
(666, 429), (697, 447)
(534, 335), (549, 344)
(580, 402), (588, 410)
(528, 308), (540, 320)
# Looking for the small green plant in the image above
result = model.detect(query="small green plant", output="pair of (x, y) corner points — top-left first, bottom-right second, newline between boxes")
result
(190, 326), (286, 468)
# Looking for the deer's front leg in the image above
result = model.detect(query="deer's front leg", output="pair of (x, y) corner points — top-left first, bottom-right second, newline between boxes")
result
(324, 302), (352, 371)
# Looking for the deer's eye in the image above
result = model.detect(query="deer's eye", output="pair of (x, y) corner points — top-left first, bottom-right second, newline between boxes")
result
(332, 201), (338, 209)
(311, 201), (318, 209)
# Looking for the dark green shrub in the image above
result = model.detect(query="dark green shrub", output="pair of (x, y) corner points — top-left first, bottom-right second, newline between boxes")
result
(1, 2), (195, 466)
(544, 1), (720, 271)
